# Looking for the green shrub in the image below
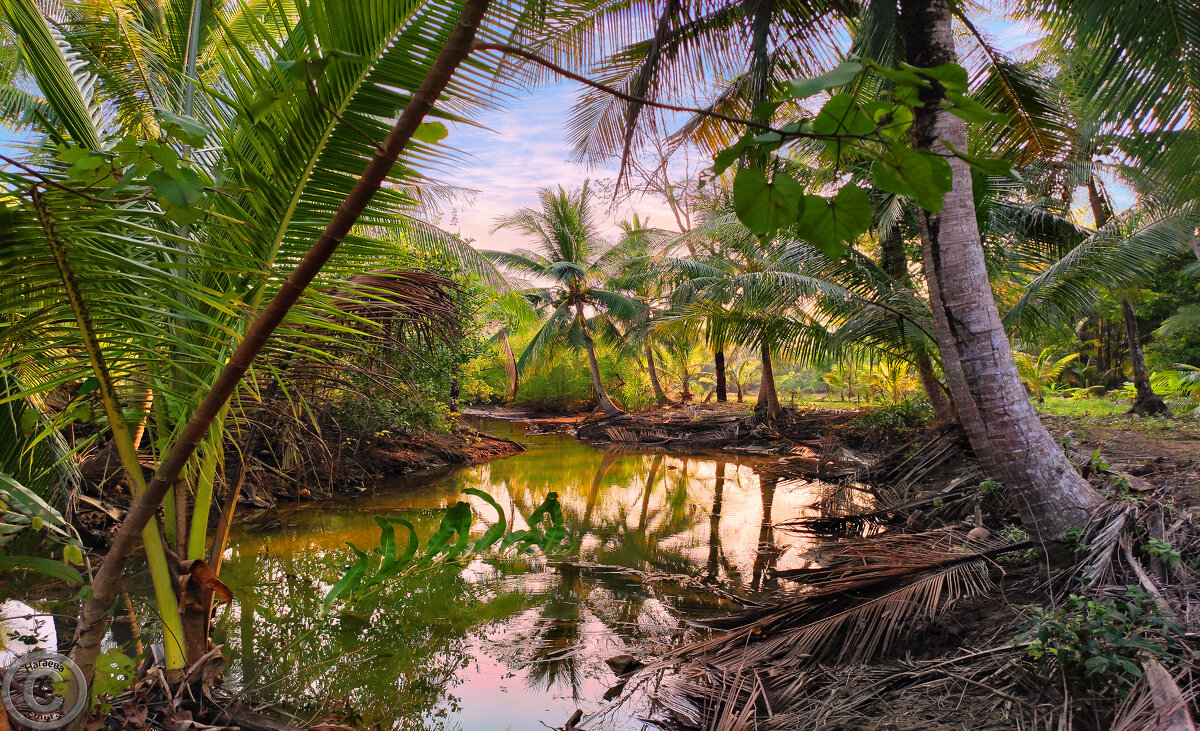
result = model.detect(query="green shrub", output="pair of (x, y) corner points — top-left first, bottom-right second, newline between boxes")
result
(1018, 588), (1184, 700)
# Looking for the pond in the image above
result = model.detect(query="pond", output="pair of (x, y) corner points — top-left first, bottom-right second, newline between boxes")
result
(156, 420), (840, 729)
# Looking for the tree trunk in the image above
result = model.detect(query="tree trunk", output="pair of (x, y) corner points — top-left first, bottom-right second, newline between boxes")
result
(755, 340), (782, 419)
(646, 343), (672, 405)
(576, 302), (622, 416)
(915, 352), (956, 423)
(715, 349), (728, 402)
(899, 0), (1103, 543)
(880, 218), (955, 423)
(1191, 230), (1200, 263)
(67, 0), (494, 693)
(1121, 298), (1170, 416)
(1087, 179), (1169, 417)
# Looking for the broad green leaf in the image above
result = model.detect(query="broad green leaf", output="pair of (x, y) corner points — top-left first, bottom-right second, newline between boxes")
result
(812, 94), (876, 138)
(870, 103), (913, 142)
(871, 145), (953, 213)
(751, 99), (782, 121)
(413, 122), (448, 144)
(942, 91), (1005, 125)
(713, 135), (754, 175)
(943, 143), (1018, 178)
(323, 543), (368, 613)
(464, 488), (506, 553)
(786, 61), (863, 99)
(422, 500), (472, 562)
(798, 185), (873, 260)
(0, 555), (84, 583)
(908, 62), (968, 93)
(733, 168), (805, 236)
(148, 168), (204, 208)
(870, 63), (930, 89)
(155, 109), (211, 146)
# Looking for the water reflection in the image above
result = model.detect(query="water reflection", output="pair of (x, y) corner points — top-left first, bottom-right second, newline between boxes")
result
(206, 422), (828, 730)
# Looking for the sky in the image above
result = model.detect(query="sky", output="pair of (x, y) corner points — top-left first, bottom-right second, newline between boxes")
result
(435, 83), (684, 253)
(0, 6), (1045, 254)
(432, 7), (1043, 254)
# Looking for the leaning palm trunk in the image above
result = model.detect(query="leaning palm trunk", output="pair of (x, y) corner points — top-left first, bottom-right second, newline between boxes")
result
(67, 0), (493, 692)
(914, 352), (956, 423)
(1086, 180), (1170, 416)
(576, 302), (622, 415)
(646, 343), (673, 405)
(899, 0), (1102, 542)
(755, 341), (782, 419)
(1120, 298), (1170, 416)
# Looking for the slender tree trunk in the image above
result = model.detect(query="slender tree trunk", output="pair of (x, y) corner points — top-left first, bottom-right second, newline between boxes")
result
(1121, 298), (1170, 415)
(881, 217), (955, 423)
(1191, 230), (1200, 263)
(755, 340), (782, 419)
(1087, 180), (1169, 416)
(715, 349), (728, 402)
(575, 302), (622, 415)
(68, 0), (494, 691)
(915, 352), (956, 423)
(646, 343), (672, 405)
(899, 0), (1103, 542)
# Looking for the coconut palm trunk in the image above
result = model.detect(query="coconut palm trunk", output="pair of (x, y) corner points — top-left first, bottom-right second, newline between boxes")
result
(576, 301), (623, 415)
(1120, 298), (1170, 415)
(881, 216), (955, 423)
(915, 352), (956, 423)
(646, 343), (673, 405)
(899, 0), (1103, 542)
(1086, 180), (1170, 416)
(755, 340), (782, 419)
(715, 349), (728, 402)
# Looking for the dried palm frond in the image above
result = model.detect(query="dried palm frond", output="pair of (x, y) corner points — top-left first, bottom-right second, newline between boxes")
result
(664, 530), (1026, 670)
(776, 479), (976, 535)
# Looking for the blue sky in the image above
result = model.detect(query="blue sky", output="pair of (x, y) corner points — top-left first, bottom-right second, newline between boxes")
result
(437, 7), (1044, 253)
(0, 5), (1045, 254)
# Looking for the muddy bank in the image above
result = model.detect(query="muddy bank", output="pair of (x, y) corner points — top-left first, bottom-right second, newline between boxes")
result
(467, 403), (863, 458)
(73, 420), (524, 548)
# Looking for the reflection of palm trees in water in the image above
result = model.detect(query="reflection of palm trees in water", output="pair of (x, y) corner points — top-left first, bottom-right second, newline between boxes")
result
(704, 462), (725, 583)
(751, 472), (780, 593)
(513, 452), (707, 700)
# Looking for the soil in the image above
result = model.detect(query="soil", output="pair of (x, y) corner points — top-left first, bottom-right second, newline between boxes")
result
(469, 402), (863, 458)
(71, 420), (524, 549)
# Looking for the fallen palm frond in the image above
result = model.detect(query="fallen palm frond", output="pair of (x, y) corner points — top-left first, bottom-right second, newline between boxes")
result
(775, 477), (978, 535)
(577, 529), (1034, 730)
(859, 423), (970, 504)
(678, 530), (1022, 660)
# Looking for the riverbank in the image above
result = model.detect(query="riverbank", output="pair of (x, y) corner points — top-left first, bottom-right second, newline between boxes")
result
(72, 418), (525, 548)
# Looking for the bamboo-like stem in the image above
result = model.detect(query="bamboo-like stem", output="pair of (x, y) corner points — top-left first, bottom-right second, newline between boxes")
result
(186, 429), (222, 560)
(68, 0), (494, 691)
(32, 187), (187, 676)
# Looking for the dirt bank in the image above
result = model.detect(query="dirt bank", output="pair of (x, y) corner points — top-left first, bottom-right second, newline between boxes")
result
(73, 420), (524, 548)
(468, 403), (863, 457)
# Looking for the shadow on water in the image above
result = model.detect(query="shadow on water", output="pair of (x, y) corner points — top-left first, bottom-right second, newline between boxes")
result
(190, 420), (835, 729)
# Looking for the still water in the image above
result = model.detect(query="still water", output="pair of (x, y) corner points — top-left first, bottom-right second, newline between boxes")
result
(209, 420), (830, 730)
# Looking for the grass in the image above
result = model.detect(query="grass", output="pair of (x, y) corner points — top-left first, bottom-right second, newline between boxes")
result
(1037, 397), (1128, 418)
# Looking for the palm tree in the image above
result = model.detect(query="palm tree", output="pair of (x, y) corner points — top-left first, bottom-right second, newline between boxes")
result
(896, 0), (1103, 541)
(1014, 348), (1080, 402)
(1, 0), (509, 683)
(486, 184), (638, 416)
